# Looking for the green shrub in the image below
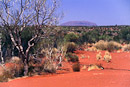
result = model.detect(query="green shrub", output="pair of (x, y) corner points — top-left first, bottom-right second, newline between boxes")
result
(64, 32), (79, 43)
(118, 27), (130, 43)
(72, 63), (80, 72)
(66, 53), (79, 62)
(81, 30), (100, 43)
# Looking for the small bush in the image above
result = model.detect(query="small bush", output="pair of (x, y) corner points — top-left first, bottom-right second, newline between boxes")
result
(122, 44), (130, 51)
(72, 63), (80, 72)
(66, 42), (77, 53)
(104, 53), (112, 63)
(0, 62), (24, 82)
(94, 40), (122, 52)
(8, 57), (24, 77)
(2, 57), (24, 78)
(43, 59), (56, 73)
(94, 40), (108, 50)
(9, 56), (22, 64)
(0, 66), (14, 82)
(66, 53), (79, 62)
(107, 41), (122, 52)
(64, 32), (79, 43)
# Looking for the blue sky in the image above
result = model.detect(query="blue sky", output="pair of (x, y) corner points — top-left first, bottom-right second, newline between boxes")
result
(60, 0), (130, 25)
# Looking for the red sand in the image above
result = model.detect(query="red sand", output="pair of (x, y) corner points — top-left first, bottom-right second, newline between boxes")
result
(1, 51), (130, 87)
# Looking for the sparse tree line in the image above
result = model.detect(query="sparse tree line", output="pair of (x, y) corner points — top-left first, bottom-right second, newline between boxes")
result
(61, 26), (130, 44)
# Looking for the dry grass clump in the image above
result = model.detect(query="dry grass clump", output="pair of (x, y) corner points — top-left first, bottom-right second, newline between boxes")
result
(96, 52), (102, 60)
(7, 57), (24, 77)
(43, 59), (56, 73)
(0, 64), (23, 82)
(0, 57), (24, 82)
(0, 68), (14, 82)
(94, 40), (122, 52)
(107, 41), (122, 52)
(94, 40), (108, 50)
(88, 64), (104, 71)
(81, 65), (87, 70)
(9, 56), (22, 64)
(66, 42), (77, 53)
(122, 44), (130, 51)
(87, 47), (97, 51)
(104, 51), (112, 63)
(72, 63), (80, 72)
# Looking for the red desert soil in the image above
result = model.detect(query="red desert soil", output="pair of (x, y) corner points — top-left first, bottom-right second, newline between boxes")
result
(1, 50), (130, 87)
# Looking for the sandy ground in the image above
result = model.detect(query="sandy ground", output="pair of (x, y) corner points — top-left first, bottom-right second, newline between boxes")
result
(0, 50), (130, 87)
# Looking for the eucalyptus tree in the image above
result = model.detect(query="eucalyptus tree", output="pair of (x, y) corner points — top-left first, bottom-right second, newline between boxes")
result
(0, 0), (61, 75)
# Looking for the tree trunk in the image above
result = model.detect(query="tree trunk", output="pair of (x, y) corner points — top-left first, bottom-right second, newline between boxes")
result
(24, 59), (29, 76)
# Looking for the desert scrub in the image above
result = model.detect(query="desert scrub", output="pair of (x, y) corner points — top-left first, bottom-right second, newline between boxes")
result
(66, 53), (79, 62)
(72, 63), (80, 72)
(43, 59), (56, 73)
(107, 41), (122, 52)
(94, 40), (122, 52)
(0, 65), (15, 82)
(64, 32), (79, 43)
(94, 40), (108, 50)
(4, 57), (24, 77)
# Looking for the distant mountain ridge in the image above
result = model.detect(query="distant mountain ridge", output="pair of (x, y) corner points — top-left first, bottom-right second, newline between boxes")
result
(60, 21), (97, 26)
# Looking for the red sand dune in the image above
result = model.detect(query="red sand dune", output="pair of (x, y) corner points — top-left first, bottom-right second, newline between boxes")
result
(1, 50), (130, 87)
